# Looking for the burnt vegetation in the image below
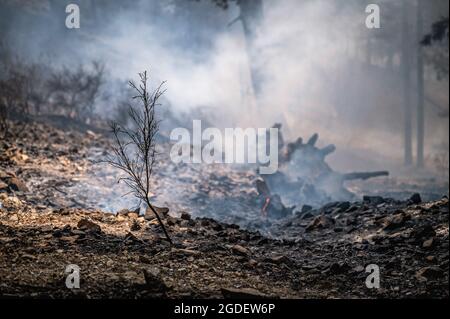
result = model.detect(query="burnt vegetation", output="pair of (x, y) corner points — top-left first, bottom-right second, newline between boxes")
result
(0, 47), (104, 137)
(102, 71), (172, 244)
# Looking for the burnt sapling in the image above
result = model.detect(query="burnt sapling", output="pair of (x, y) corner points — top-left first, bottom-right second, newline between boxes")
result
(104, 71), (171, 243)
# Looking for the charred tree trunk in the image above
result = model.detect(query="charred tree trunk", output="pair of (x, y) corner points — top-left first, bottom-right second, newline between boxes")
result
(416, 0), (425, 167)
(366, 38), (373, 65)
(0, 2), (15, 49)
(402, 0), (413, 166)
(237, 0), (264, 97)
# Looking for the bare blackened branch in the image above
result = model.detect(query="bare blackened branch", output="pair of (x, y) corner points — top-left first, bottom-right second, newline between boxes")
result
(102, 71), (171, 243)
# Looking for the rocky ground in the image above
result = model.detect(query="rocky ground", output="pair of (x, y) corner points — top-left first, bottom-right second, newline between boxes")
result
(0, 120), (448, 299)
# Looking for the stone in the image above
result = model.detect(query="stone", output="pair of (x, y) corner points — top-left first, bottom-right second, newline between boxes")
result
(1, 196), (22, 210)
(128, 213), (139, 220)
(363, 196), (385, 205)
(142, 268), (168, 292)
(0, 169), (10, 179)
(383, 213), (409, 231)
(117, 207), (140, 218)
(77, 218), (101, 233)
(422, 238), (434, 249)
(231, 245), (251, 256)
(200, 219), (210, 227)
(180, 212), (191, 220)
(0, 180), (8, 191)
(265, 255), (292, 265)
(426, 256), (436, 263)
(154, 206), (169, 217)
(7, 177), (29, 192)
(305, 215), (334, 232)
(353, 265), (365, 273)
(117, 209), (130, 215)
(145, 206), (169, 220)
(86, 130), (97, 138)
(116, 214), (126, 222)
(211, 222), (224, 231)
(416, 267), (444, 280)
(71, 229), (85, 236)
(409, 193), (422, 204)
(130, 220), (141, 231)
(412, 224), (436, 240)
(21, 253), (37, 260)
(166, 215), (178, 226)
(144, 210), (154, 221)
(328, 262), (350, 275)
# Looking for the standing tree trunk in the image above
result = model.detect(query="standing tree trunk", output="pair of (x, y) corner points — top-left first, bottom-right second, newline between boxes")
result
(237, 0), (264, 97)
(416, 0), (425, 167)
(366, 38), (373, 66)
(402, 0), (413, 166)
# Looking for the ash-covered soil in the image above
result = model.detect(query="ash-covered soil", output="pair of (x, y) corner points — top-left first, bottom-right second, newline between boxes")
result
(0, 121), (448, 299)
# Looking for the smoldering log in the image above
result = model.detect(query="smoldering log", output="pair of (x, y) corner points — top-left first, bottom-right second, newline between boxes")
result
(257, 127), (391, 216)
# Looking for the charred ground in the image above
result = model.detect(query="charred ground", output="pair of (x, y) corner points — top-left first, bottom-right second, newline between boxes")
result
(0, 120), (448, 299)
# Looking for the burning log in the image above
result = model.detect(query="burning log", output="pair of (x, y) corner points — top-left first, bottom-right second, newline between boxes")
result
(256, 178), (295, 219)
(261, 197), (270, 217)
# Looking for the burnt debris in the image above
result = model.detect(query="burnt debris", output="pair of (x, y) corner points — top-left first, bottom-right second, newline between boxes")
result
(256, 124), (389, 219)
